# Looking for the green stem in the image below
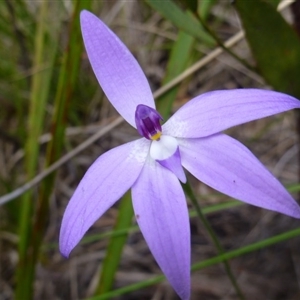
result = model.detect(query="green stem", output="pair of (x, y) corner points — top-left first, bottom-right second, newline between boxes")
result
(94, 192), (134, 294)
(183, 182), (245, 300)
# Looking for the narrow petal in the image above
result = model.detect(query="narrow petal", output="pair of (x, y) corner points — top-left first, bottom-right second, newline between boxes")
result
(80, 10), (155, 127)
(163, 89), (300, 138)
(131, 158), (190, 300)
(60, 138), (150, 257)
(180, 134), (300, 218)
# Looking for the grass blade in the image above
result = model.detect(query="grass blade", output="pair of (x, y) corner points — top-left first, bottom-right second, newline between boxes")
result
(86, 227), (300, 299)
(157, 30), (195, 119)
(16, 2), (57, 299)
(145, 0), (214, 45)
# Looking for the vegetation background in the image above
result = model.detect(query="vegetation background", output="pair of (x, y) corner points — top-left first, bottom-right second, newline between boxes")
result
(1, 0), (300, 299)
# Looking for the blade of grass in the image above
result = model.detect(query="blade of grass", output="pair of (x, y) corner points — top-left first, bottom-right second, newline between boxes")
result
(157, 0), (216, 119)
(157, 30), (195, 119)
(16, 1), (92, 299)
(16, 2), (57, 299)
(192, 9), (256, 72)
(198, 0), (217, 19)
(86, 226), (300, 300)
(184, 182), (245, 300)
(145, 0), (214, 45)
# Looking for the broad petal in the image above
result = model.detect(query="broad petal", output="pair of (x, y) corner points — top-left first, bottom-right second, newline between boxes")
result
(132, 159), (190, 300)
(80, 11), (155, 127)
(60, 138), (150, 257)
(163, 89), (300, 138)
(180, 134), (300, 218)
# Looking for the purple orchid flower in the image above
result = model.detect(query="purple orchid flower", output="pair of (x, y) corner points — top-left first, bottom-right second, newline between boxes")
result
(59, 10), (300, 300)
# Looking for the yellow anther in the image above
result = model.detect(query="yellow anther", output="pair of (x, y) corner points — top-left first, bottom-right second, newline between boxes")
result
(151, 132), (162, 141)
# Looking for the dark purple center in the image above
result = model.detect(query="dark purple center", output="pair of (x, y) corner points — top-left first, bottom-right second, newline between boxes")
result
(135, 104), (163, 140)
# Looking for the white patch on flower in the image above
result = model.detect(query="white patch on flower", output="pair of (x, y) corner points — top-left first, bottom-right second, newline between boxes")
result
(128, 138), (151, 164)
(176, 137), (189, 147)
(150, 135), (178, 161)
(162, 118), (188, 137)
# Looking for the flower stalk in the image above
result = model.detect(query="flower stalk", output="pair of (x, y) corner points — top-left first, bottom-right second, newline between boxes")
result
(183, 182), (245, 300)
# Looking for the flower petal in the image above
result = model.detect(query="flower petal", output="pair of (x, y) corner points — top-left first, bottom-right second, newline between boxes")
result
(163, 89), (300, 138)
(131, 158), (190, 300)
(180, 134), (300, 218)
(80, 10), (155, 127)
(59, 138), (150, 257)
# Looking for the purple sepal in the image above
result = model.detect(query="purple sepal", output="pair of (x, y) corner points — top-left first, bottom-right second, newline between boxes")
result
(180, 134), (300, 219)
(163, 89), (300, 138)
(135, 104), (163, 139)
(80, 11), (155, 127)
(59, 139), (149, 257)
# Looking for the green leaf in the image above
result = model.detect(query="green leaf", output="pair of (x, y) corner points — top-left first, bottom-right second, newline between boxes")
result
(145, 0), (214, 45)
(235, 0), (300, 98)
